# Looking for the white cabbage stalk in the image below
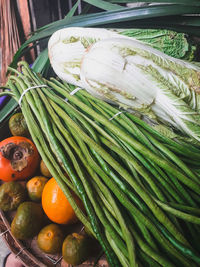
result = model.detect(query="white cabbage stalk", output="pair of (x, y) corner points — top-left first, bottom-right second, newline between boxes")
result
(48, 27), (200, 141)
(48, 27), (124, 87)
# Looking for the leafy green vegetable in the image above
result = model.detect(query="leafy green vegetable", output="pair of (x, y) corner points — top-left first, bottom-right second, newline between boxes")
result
(48, 28), (200, 141)
(119, 28), (196, 60)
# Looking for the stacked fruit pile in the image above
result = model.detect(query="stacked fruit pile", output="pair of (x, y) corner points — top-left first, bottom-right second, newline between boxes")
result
(0, 112), (99, 266)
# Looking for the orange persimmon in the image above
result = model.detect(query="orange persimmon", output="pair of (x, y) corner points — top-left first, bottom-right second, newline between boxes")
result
(0, 136), (40, 182)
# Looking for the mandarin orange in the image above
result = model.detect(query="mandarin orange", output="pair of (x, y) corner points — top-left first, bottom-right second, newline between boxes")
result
(41, 178), (83, 225)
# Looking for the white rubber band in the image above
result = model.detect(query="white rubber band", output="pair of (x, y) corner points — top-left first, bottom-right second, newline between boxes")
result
(109, 111), (123, 121)
(18, 85), (48, 106)
(65, 87), (83, 102)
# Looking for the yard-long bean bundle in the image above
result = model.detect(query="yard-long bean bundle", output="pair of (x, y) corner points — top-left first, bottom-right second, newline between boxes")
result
(2, 62), (200, 267)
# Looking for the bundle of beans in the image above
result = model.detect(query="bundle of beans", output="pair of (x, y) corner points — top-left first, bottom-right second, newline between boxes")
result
(2, 62), (200, 267)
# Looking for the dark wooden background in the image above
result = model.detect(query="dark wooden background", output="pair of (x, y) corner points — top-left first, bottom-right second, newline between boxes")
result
(27, 0), (82, 53)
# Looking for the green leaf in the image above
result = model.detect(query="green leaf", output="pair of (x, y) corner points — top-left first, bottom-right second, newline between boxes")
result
(39, 5), (200, 35)
(64, 0), (81, 18)
(32, 48), (49, 74)
(0, 98), (18, 124)
(119, 28), (193, 60)
(130, 16), (200, 27)
(10, 4), (200, 69)
(108, 0), (200, 6)
(82, 0), (123, 10)
(118, 17), (200, 36)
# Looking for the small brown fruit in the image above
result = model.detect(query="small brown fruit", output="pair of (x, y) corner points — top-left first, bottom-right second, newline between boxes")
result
(0, 181), (26, 211)
(9, 113), (29, 137)
(26, 176), (48, 202)
(40, 160), (52, 178)
(62, 233), (91, 265)
(11, 201), (44, 240)
(37, 224), (64, 254)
